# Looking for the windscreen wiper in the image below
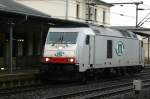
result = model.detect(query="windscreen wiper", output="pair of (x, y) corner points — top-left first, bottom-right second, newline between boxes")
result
(52, 36), (62, 46)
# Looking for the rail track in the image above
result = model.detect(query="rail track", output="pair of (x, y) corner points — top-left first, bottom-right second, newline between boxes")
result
(0, 67), (150, 99)
(44, 73), (150, 99)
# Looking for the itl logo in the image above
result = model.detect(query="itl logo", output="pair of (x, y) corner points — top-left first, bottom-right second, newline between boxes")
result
(55, 51), (64, 56)
(115, 41), (125, 56)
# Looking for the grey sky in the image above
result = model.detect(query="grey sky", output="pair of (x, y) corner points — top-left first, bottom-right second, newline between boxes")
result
(102, 0), (150, 27)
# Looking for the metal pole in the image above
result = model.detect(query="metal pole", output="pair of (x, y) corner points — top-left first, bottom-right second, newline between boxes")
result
(65, 0), (69, 20)
(40, 24), (43, 55)
(136, 4), (139, 27)
(9, 21), (14, 73)
(148, 37), (150, 63)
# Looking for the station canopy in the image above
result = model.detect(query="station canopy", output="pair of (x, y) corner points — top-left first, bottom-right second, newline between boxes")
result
(0, 0), (88, 26)
(0, 0), (90, 35)
(0, 0), (51, 20)
(0, 0), (89, 71)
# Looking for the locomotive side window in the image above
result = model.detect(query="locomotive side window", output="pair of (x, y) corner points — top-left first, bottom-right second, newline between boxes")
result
(141, 41), (143, 47)
(85, 35), (90, 45)
(107, 40), (113, 58)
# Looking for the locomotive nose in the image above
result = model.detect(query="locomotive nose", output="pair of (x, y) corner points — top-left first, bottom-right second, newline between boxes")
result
(42, 43), (77, 64)
(42, 57), (76, 64)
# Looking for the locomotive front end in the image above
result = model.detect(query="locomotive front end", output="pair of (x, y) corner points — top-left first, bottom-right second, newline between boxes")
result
(41, 28), (79, 79)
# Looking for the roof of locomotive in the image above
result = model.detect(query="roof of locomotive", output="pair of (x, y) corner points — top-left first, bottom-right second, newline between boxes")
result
(49, 21), (139, 39)
(90, 25), (138, 39)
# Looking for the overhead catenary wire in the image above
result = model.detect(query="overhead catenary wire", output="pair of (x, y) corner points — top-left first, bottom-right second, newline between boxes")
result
(137, 12), (150, 26)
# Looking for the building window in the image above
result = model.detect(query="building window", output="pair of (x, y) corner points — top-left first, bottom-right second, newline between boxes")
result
(76, 4), (80, 19)
(103, 10), (106, 24)
(86, 6), (92, 21)
(94, 8), (97, 22)
(107, 40), (113, 58)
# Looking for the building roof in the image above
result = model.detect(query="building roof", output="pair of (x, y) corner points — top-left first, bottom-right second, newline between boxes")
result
(0, 0), (51, 19)
(95, 0), (113, 7)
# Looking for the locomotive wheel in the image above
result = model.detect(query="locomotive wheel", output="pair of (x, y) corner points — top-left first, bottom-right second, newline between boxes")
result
(93, 70), (99, 81)
(126, 67), (134, 75)
(104, 68), (111, 78)
(120, 68), (126, 76)
(80, 72), (87, 84)
(137, 65), (143, 72)
(115, 68), (121, 76)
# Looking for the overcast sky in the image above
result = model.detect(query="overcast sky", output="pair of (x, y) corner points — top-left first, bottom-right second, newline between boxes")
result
(102, 0), (150, 28)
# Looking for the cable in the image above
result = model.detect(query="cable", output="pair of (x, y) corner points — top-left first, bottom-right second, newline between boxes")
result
(111, 11), (135, 18)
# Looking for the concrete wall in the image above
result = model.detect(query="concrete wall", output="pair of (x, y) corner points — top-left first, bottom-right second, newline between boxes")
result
(143, 38), (149, 59)
(142, 37), (150, 63)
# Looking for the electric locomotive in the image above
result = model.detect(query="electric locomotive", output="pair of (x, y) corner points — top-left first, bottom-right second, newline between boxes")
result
(40, 24), (144, 80)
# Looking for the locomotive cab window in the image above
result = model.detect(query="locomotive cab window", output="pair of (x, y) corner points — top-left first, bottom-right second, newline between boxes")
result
(107, 40), (113, 58)
(46, 32), (78, 44)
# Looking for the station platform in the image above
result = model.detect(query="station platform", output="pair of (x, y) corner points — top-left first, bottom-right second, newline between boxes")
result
(144, 64), (150, 67)
(0, 69), (40, 89)
(0, 69), (38, 75)
(0, 69), (39, 82)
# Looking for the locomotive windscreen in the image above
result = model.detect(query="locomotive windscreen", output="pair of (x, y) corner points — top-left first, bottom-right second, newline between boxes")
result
(46, 32), (78, 44)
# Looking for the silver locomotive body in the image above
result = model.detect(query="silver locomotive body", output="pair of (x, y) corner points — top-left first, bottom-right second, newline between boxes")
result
(41, 25), (144, 79)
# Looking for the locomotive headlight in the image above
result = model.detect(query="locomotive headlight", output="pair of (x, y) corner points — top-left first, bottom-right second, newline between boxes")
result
(68, 58), (74, 63)
(0, 67), (5, 71)
(70, 58), (74, 62)
(58, 46), (63, 50)
(42, 57), (51, 63)
(45, 58), (50, 62)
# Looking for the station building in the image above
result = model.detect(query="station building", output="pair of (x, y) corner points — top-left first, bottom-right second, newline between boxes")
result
(15, 0), (112, 25)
